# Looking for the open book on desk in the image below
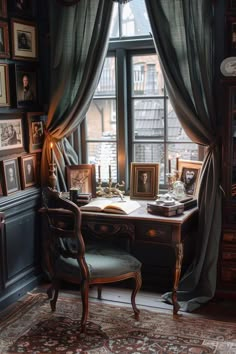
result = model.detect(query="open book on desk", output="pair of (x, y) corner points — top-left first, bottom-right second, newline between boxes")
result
(80, 198), (141, 215)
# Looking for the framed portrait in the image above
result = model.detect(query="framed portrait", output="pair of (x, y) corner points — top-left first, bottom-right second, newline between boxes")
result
(178, 159), (203, 197)
(0, 158), (21, 196)
(11, 18), (38, 61)
(0, 114), (25, 157)
(130, 162), (160, 200)
(0, 0), (7, 18)
(0, 64), (10, 107)
(27, 112), (46, 152)
(15, 64), (38, 108)
(66, 164), (96, 197)
(19, 154), (37, 189)
(0, 21), (10, 58)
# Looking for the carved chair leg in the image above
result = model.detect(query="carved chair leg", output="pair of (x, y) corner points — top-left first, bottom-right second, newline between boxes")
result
(131, 272), (142, 320)
(47, 279), (60, 312)
(97, 286), (102, 300)
(80, 279), (89, 333)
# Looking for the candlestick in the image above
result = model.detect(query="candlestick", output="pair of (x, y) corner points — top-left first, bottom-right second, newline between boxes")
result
(168, 156), (171, 173)
(176, 154), (179, 171)
(98, 164), (101, 180)
(109, 164), (111, 179)
(50, 142), (54, 165)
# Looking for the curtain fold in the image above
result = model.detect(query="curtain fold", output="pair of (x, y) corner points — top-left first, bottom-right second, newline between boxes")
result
(41, 0), (113, 189)
(145, 0), (222, 311)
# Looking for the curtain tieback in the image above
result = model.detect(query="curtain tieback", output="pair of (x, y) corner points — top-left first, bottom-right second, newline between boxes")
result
(207, 137), (220, 153)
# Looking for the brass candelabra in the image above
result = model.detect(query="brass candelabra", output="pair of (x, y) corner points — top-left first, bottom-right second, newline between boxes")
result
(96, 178), (125, 199)
(48, 162), (57, 190)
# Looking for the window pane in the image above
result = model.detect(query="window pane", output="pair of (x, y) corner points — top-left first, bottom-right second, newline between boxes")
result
(87, 142), (117, 182)
(133, 143), (164, 183)
(121, 0), (151, 37)
(132, 55), (164, 96)
(167, 99), (192, 142)
(86, 99), (117, 139)
(95, 57), (116, 96)
(168, 143), (199, 167)
(133, 99), (164, 139)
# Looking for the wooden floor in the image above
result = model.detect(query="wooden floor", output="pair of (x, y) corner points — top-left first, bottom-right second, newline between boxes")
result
(38, 283), (236, 323)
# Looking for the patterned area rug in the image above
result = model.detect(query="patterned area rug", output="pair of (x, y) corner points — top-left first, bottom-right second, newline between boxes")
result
(0, 292), (236, 353)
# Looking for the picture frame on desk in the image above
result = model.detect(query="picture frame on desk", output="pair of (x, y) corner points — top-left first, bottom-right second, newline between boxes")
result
(15, 64), (38, 108)
(130, 162), (160, 200)
(0, 64), (10, 107)
(0, 114), (25, 157)
(0, 158), (21, 196)
(27, 112), (46, 153)
(0, 21), (10, 58)
(11, 18), (38, 61)
(178, 159), (203, 197)
(0, 0), (7, 18)
(66, 164), (96, 197)
(19, 154), (37, 189)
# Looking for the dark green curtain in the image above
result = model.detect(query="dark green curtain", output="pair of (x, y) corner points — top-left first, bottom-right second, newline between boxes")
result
(145, 0), (222, 311)
(41, 0), (113, 189)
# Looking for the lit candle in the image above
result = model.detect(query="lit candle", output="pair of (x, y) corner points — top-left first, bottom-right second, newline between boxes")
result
(176, 153), (180, 171)
(50, 142), (54, 165)
(98, 164), (101, 180)
(168, 156), (171, 173)
(109, 164), (111, 179)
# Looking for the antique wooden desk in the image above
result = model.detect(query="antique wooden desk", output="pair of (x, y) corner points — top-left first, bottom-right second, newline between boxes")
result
(81, 200), (198, 315)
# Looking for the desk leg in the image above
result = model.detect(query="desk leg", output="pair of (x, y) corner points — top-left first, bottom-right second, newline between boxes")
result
(172, 242), (183, 315)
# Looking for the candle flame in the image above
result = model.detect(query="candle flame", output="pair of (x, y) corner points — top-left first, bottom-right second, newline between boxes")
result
(50, 142), (53, 149)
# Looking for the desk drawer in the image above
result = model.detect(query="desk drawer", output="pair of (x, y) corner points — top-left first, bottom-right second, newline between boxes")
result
(135, 222), (172, 244)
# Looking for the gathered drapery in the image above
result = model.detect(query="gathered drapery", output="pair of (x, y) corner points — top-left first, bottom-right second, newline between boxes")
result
(145, 0), (221, 311)
(41, 0), (113, 190)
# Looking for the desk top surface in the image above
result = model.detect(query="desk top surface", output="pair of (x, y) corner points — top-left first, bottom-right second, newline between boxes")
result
(81, 198), (198, 225)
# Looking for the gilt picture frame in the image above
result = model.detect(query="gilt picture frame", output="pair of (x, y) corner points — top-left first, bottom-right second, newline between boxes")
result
(0, 114), (24, 157)
(66, 164), (96, 197)
(0, 0), (7, 18)
(15, 64), (38, 108)
(0, 64), (10, 106)
(19, 153), (37, 189)
(27, 112), (46, 153)
(130, 162), (160, 200)
(178, 159), (203, 197)
(0, 157), (21, 196)
(11, 18), (38, 60)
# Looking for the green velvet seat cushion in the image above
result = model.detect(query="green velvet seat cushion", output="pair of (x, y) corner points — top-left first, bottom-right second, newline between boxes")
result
(55, 244), (141, 280)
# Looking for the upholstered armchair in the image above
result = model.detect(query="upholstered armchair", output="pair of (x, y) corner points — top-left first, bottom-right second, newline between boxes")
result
(40, 187), (142, 333)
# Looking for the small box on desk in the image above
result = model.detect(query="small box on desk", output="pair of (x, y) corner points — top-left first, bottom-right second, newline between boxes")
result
(147, 202), (184, 217)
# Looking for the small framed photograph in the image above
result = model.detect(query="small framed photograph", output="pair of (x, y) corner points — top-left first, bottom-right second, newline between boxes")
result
(66, 164), (96, 197)
(178, 159), (203, 196)
(0, 21), (10, 58)
(0, 0), (7, 18)
(130, 162), (160, 200)
(0, 158), (21, 195)
(11, 18), (38, 61)
(27, 112), (46, 152)
(19, 154), (37, 189)
(0, 64), (10, 107)
(0, 114), (24, 157)
(15, 64), (38, 107)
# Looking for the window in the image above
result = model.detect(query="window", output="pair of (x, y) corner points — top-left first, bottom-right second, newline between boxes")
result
(82, 0), (201, 189)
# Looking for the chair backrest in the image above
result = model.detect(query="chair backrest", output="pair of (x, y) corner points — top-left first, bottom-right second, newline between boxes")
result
(40, 187), (89, 279)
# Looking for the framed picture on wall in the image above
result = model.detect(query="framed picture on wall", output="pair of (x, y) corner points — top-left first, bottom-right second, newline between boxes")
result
(66, 164), (96, 197)
(11, 18), (38, 61)
(0, 158), (21, 196)
(15, 64), (38, 108)
(130, 162), (160, 200)
(19, 154), (37, 189)
(8, 0), (35, 17)
(0, 114), (24, 157)
(178, 159), (203, 197)
(0, 21), (10, 58)
(27, 112), (47, 152)
(0, 0), (7, 18)
(0, 64), (10, 107)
